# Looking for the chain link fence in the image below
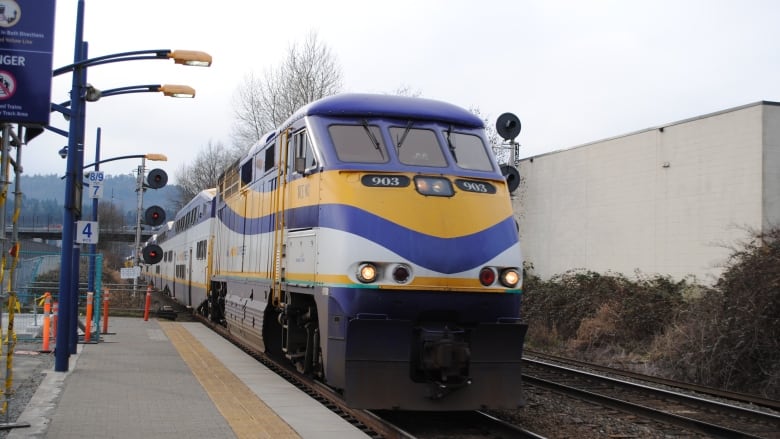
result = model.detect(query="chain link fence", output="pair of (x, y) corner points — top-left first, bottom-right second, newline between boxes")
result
(3, 251), (152, 341)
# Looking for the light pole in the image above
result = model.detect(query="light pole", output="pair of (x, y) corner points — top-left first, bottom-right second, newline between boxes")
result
(52, 0), (211, 372)
(75, 83), (194, 294)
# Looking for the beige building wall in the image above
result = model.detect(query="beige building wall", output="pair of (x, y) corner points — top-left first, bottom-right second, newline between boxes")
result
(763, 104), (780, 230)
(514, 102), (778, 284)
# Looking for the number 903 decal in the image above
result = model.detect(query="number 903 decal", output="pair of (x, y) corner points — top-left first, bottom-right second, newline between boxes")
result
(361, 174), (411, 187)
(454, 179), (497, 194)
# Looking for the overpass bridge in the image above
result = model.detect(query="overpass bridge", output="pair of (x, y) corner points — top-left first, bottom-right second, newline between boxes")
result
(5, 226), (154, 243)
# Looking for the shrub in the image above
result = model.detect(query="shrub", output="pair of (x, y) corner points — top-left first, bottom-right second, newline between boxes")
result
(522, 267), (687, 354)
(651, 229), (780, 398)
(523, 229), (779, 397)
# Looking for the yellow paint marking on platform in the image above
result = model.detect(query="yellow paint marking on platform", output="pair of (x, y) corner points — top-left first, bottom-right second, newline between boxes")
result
(160, 322), (301, 439)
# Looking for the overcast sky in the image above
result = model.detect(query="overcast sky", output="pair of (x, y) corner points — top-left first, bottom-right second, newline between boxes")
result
(30, 0), (780, 185)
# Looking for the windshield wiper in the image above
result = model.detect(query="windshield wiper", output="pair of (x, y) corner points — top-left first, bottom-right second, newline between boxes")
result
(396, 121), (414, 150)
(361, 120), (384, 159)
(446, 125), (458, 162)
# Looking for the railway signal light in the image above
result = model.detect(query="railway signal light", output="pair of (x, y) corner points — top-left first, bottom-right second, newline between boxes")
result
(144, 205), (166, 227)
(146, 168), (168, 189)
(142, 244), (163, 264)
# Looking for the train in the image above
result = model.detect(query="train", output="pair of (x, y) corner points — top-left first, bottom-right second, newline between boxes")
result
(142, 93), (528, 410)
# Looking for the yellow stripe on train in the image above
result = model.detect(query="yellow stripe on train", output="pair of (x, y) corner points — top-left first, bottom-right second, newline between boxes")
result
(288, 272), (517, 293)
(224, 170), (513, 238)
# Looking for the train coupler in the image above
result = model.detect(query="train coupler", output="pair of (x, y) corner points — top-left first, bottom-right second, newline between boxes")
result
(416, 326), (473, 399)
(427, 377), (472, 400)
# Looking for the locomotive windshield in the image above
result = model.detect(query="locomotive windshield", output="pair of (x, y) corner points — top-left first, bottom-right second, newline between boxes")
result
(390, 126), (447, 167)
(328, 121), (494, 171)
(330, 124), (389, 163)
(445, 131), (494, 171)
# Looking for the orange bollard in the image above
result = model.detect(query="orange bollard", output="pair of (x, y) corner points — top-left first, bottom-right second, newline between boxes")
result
(102, 289), (110, 334)
(41, 292), (52, 352)
(143, 285), (152, 321)
(52, 301), (58, 340)
(84, 292), (94, 343)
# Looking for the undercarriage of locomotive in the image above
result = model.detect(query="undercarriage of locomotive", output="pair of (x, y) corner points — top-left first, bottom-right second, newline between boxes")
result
(275, 293), (323, 378)
(413, 325), (472, 400)
(200, 282), (226, 326)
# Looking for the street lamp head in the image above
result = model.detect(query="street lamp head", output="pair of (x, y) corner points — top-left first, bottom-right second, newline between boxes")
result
(85, 84), (102, 102)
(168, 50), (212, 67)
(158, 84), (195, 98)
(145, 153), (168, 162)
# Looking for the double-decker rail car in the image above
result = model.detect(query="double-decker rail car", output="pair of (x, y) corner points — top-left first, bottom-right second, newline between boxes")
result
(144, 189), (216, 308)
(142, 222), (171, 290)
(200, 93), (527, 410)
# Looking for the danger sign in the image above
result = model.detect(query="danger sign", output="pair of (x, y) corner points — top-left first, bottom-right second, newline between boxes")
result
(0, 0), (55, 124)
(0, 70), (16, 99)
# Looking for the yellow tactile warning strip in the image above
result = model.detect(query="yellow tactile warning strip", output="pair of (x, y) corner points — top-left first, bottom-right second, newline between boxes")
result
(160, 321), (301, 439)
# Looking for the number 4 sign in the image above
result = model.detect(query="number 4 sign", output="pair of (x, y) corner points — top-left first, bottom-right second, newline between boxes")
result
(76, 221), (99, 244)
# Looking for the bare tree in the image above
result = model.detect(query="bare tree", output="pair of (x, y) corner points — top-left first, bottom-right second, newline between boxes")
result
(96, 201), (129, 267)
(174, 140), (236, 207)
(97, 201), (126, 232)
(391, 84), (422, 97)
(469, 107), (507, 163)
(232, 71), (271, 152)
(231, 31), (343, 151)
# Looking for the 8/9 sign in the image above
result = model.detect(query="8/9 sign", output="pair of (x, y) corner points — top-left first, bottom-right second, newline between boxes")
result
(89, 171), (104, 198)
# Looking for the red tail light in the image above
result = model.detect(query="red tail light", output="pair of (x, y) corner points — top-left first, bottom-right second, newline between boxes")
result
(479, 267), (496, 286)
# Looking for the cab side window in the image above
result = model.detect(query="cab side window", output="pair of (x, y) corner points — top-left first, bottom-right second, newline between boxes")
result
(290, 129), (317, 174)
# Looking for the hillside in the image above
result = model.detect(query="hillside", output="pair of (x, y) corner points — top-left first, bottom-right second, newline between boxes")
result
(12, 174), (181, 226)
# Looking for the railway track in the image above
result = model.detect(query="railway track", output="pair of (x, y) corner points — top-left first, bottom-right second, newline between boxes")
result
(190, 313), (780, 438)
(194, 316), (407, 438)
(372, 410), (546, 439)
(196, 315), (550, 438)
(526, 349), (780, 411)
(522, 355), (780, 438)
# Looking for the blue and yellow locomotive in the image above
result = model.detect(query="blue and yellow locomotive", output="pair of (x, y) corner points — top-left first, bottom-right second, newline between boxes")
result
(174, 93), (527, 410)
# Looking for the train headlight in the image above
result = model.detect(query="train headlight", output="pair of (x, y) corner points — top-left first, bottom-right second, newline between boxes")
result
(357, 262), (378, 283)
(479, 267), (496, 286)
(391, 264), (412, 283)
(500, 268), (521, 288)
(414, 176), (454, 197)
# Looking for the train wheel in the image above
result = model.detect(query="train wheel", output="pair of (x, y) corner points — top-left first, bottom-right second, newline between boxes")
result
(263, 303), (284, 356)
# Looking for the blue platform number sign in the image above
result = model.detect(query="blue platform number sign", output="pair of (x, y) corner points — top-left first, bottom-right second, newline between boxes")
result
(76, 220), (99, 244)
(0, 0), (57, 125)
(89, 171), (104, 199)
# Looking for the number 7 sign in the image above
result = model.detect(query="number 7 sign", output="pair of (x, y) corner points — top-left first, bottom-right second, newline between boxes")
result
(90, 184), (103, 199)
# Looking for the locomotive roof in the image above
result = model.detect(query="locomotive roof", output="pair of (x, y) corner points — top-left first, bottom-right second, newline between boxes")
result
(238, 94), (487, 175)
(295, 93), (485, 128)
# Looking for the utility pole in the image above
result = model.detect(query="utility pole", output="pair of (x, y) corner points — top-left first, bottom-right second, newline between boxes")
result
(133, 157), (146, 297)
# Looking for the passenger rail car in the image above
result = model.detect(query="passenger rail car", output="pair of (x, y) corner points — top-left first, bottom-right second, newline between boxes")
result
(196, 93), (526, 410)
(143, 189), (216, 308)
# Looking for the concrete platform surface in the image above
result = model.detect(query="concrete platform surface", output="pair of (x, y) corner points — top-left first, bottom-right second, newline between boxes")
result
(0, 316), (368, 439)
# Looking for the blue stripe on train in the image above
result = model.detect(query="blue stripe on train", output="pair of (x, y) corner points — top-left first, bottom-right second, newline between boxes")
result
(217, 204), (518, 273)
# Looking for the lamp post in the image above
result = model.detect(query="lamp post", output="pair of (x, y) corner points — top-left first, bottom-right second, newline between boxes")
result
(53, 0), (211, 372)
(75, 84), (193, 294)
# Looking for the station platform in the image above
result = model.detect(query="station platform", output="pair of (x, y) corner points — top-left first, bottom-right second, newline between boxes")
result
(7, 317), (370, 439)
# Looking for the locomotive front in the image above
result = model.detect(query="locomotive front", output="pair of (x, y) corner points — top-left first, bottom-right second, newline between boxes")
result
(292, 94), (528, 410)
